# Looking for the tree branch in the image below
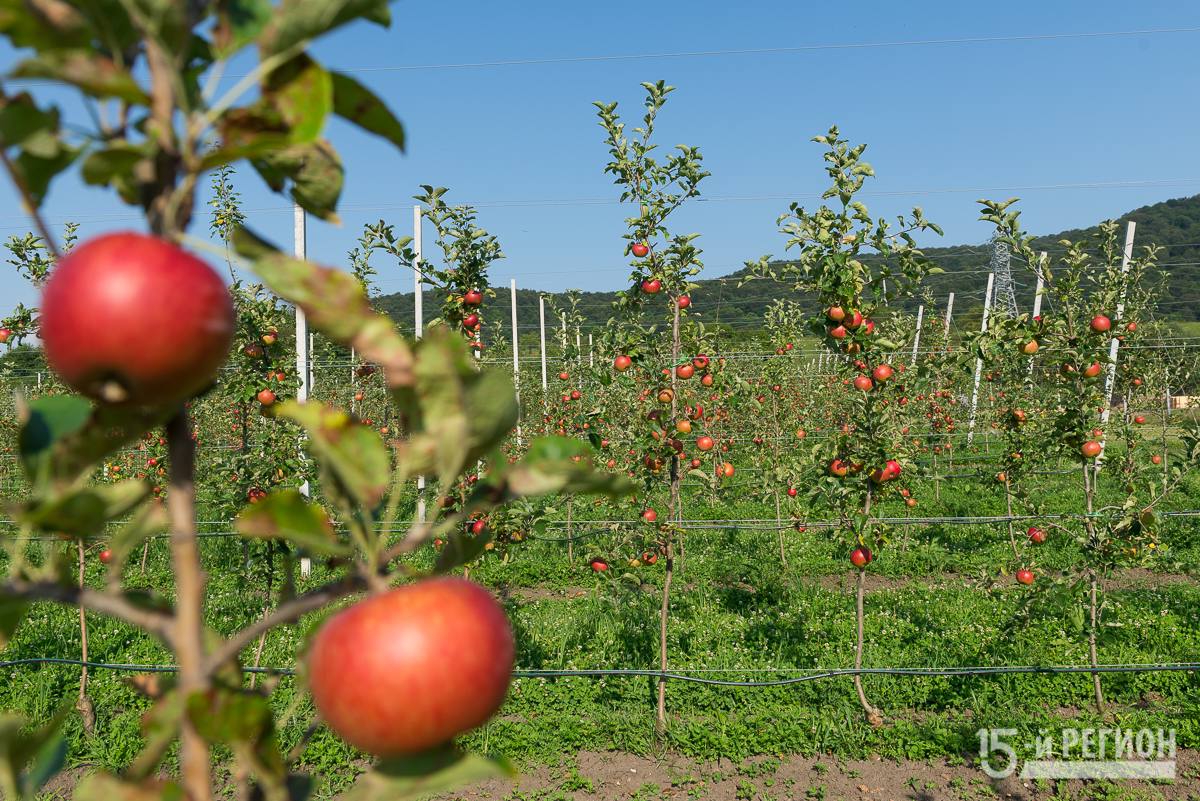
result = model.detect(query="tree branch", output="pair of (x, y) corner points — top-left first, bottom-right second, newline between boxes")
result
(206, 574), (366, 675)
(1, 579), (174, 641)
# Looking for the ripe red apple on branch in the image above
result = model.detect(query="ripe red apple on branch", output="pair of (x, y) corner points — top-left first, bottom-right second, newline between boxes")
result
(631, 242), (649, 258)
(307, 578), (515, 756)
(1090, 315), (1112, 333)
(614, 355), (632, 371)
(39, 232), (235, 406)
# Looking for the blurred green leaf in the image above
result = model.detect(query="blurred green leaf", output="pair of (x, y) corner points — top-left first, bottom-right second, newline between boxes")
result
(21, 479), (149, 537)
(235, 489), (349, 556)
(276, 402), (390, 510)
(12, 51), (148, 102)
(258, 0), (390, 58)
(251, 138), (343, 221)
(18, 396), (168, 488)
(106, 501), (169, 577)
(0, 594), (26, 655)
(213, 0), (273, 55)
(331, 71), (404, 150)
(343, 747), (512, 801)
(232, 226), (415, 389)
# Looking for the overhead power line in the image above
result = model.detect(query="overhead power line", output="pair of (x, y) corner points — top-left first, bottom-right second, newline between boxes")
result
(299, 27), (1200, 73)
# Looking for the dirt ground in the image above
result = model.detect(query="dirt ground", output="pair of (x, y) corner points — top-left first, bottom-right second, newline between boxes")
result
(446, 749), (1199, 801)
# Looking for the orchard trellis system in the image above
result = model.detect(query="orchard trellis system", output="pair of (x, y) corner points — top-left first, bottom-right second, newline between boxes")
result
(0, 43), (1198, 795)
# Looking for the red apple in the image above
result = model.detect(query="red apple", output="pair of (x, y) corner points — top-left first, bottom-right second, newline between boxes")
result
(1083, 362), (1102, 379)
(257, 389), (276, 406)
(0, 328), (10, 344)
(850, 547), (872, 568)
(677, 295), (691, 309)
(1090, 315), (1111, 333)
(1016, 568), (1035, 585)
(642, 508), (658, 523)
(590, 559), (609, 572)
(463, 289), (483, 306)
(307, 578), (513, 756)
(631, 242), (649, 258)
(39, 232), (234, 405)
(872, 364), (893, 382)
(614, 355), (632, 371)
(1081, 440), (1102, 458)
(676, 363), (695, 380)
(853, 375), (874, 392)
(1020, 340), (1039, 355)
(641, 278), (661, 294)
(99, 549), (113, 564)
(1027, 526), (1047, 544)
(829, 325), (848, 340)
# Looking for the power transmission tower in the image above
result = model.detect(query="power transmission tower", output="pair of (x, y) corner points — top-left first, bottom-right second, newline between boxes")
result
(990, 233), (1018, 317)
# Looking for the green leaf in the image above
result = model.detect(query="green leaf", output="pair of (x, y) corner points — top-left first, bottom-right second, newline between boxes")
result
(186, 688), (274, 746)
(18, 396), (169, 488)
(235, 489), (349, 556)
(0, 0), (93, 51)
(266, 54), (332, 144)
(80, 142), (148, 204)
(434, 528), (492, 574)
(331, 71), (405, 150)
(498, 437), (634, 498)
(12, 143), (77, 207)
(73, 772), (185, 801)
(0, 594), (26, 654)
(232, 227), (415, 390)
(251, 138), (343, 221)
(11, 51), (148, 103)
(407, 334), (516, 488)
(258, 0), (390, 59)
(106, 501), (169, 576)
(275, 402), (390, 509)
(213, 0), (273, 56)
(0, 92), (59, 151)
(342, 747), (513, 801)
(18, 395), (91, 473)
(0, 708), (69, 799)
(21, 479), (150, 537)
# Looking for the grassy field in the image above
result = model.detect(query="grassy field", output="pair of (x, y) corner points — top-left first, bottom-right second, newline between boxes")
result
(1, 447), (1197, 799)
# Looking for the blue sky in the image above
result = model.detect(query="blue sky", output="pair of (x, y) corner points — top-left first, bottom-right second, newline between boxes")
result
(3, 0), (1200, 312)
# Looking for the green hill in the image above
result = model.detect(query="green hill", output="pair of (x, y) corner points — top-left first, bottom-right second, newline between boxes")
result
(375, 194), (1200, 339)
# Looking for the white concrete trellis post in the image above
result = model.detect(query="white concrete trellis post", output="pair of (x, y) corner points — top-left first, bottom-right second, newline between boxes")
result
(910, 304), (924, 364)
(1098, 222), (1137, 467)
(943, 292), (955, 341)
(1028, 253), (1046, 376)
(539, 296), (548, 392)
(293, 202), (311, 578)
(413, 204), (425, 523)
(588, 333), (594, 367)
(510, 279), (521, 443)
(967, 275), (995, 445)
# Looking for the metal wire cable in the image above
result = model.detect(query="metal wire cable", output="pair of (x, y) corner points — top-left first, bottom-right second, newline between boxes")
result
(1, 657), (1195, 686)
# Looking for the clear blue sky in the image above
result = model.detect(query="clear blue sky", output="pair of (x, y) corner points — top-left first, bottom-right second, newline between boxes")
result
(3, 0), (1200, 312)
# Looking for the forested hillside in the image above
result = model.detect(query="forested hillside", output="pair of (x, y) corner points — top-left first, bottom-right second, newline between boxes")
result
(376, 194), (1200, 338)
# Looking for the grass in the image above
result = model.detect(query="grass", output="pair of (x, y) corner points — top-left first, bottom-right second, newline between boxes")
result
(1, 386), (1198, 797)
